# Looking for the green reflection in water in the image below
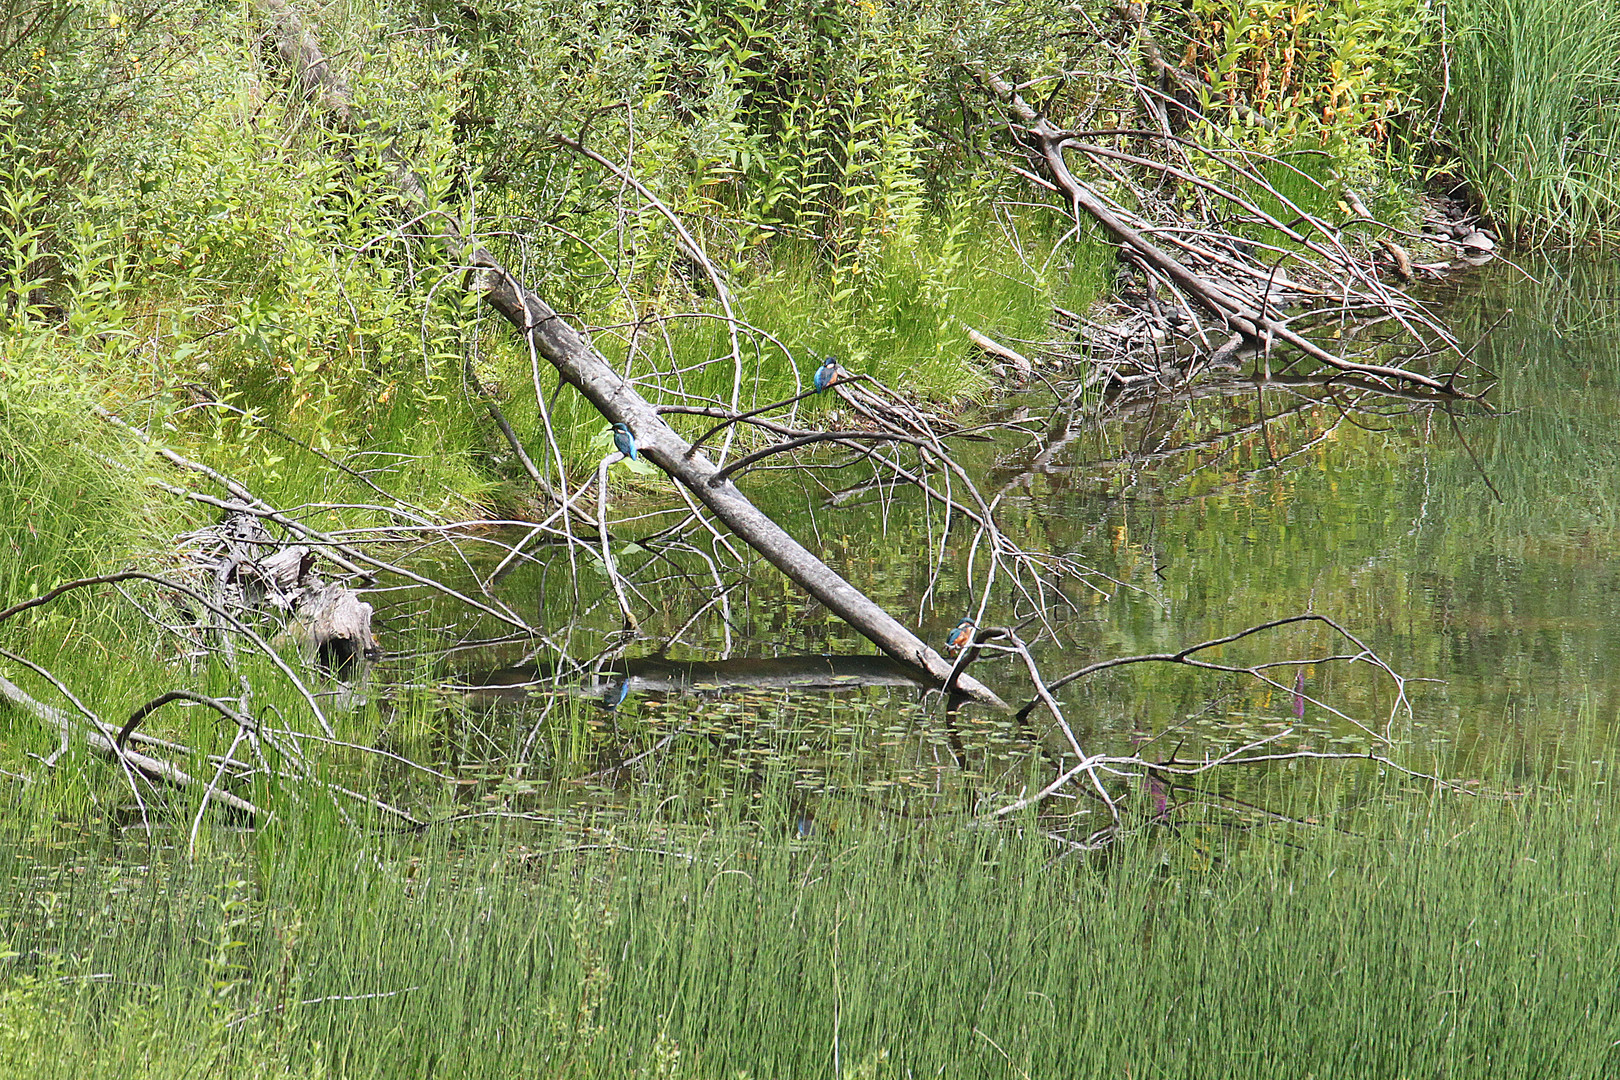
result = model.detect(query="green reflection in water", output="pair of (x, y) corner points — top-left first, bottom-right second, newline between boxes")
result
(388, 259), (1620, 818)
(1037, 260), (1620, 781)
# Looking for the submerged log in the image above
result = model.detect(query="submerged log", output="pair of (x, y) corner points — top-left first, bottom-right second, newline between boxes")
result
(461, 654), (932, 709)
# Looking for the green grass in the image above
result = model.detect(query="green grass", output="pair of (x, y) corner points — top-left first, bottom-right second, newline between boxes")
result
(0, 340), (168, 628)
(5, 757), (1620, 1079)
(1439, 0), (1620, 246)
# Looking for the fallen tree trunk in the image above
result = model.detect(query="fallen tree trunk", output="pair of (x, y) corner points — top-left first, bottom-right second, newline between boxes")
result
(472, 262), (1005, 703)
(257, 0), (1006, 707)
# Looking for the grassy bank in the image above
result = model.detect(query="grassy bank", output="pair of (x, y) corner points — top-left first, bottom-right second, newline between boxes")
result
(3, 759), (1619, 1079)
(1434, 0), (1620, 245)
(0, 0), (1122, 522)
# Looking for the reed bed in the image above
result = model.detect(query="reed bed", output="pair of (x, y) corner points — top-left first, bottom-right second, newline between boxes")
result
(1441, 0), (1620, 245)
(3, 763), (1619, 1079)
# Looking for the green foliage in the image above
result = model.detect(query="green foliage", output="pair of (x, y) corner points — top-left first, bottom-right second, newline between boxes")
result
(0, 0), (187, 180)
(0, 0), (1123, 511)
(0, 966), (327, 1078)
(0, 344), (152, 612)
(1182, 0), (1431, 163)
(0, 101), (157, 618)
(1434, 0), (1620, 246)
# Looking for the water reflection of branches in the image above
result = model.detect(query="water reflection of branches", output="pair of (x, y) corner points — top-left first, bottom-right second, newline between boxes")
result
(942, 613), (1452, 850)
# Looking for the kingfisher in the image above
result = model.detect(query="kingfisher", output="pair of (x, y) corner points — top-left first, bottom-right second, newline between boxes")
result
(812, 356), (841, 393)
(601, 677), (630, 711)
(945, 616), (976, 653)
(611, 422), (637, 460)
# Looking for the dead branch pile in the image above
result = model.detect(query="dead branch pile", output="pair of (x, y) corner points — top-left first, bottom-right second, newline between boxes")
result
(171, 512), (377, 676)
(972, 39), (1495, 404)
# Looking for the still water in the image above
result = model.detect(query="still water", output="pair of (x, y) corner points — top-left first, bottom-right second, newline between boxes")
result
(395, 260), (1620, 822)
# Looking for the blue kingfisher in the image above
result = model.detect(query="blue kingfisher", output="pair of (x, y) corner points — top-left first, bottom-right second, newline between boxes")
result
(611, 422), (637, 461)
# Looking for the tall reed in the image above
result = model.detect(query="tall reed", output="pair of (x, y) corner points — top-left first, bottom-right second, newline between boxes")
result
(1439, 0), (1620, 245)
(6, 764), (1620, 1078)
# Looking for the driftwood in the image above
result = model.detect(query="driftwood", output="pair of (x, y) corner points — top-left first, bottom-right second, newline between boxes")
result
(973, 66), (1479, 398)
(0, 671), (261, 819)
(295, 582), (378, 675)
(257, 0), (1006, 708)
(180, 511), (377, 676)
(964, 324), (1034, 388)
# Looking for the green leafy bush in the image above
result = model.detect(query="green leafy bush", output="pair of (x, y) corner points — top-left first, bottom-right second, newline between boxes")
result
(1182, 0), (1431, 163)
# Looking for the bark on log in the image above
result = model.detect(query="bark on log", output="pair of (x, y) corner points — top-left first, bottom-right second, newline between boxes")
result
(257, 0), (1006, 708)
(297, 582), (378, 675)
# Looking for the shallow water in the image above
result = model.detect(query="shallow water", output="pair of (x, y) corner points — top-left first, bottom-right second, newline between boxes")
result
(358, 259), (1620, 828)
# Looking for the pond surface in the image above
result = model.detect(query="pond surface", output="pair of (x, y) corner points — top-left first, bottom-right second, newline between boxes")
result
(374, 259), (1620, 825)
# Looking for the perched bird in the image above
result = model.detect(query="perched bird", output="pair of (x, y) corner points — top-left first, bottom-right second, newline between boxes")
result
(945, 616), (976, 653)
(601, 677), (630, 711)
(812, 356), (841, 393)
(611, 422), (637, 460)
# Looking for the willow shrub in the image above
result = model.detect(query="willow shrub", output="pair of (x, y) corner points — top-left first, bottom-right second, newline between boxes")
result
(1182, 0), (1433, 161)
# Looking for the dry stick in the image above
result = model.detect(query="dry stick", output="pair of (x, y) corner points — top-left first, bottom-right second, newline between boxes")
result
(1151, 747), (1467, 791)
(258, 725), (450, 781)
(963, 324), (1034, 385)
(487, 474), (609, 581)
(225, 987), (421, 1031)
(257, 1), (1004, 707)
(707, 429), (949, 487)
(0, 645), (86, 766)
(462, 353), (560, 502)
(0, 571), (335, 738)
(96, 407), (372, 580)
(190, 725), (250, 855)
(827, 386), (1044, 608)
(974, 67), (1464, 396)
(945, 627), (1131, 825)
(0, 673), (261, 818)
(1341, 187), (1414, 282)
(1020, 614), (1407, 745)
(519, 303), (587, 599)
(116, 688), (255, 751)
(685, 381), (838, 455)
